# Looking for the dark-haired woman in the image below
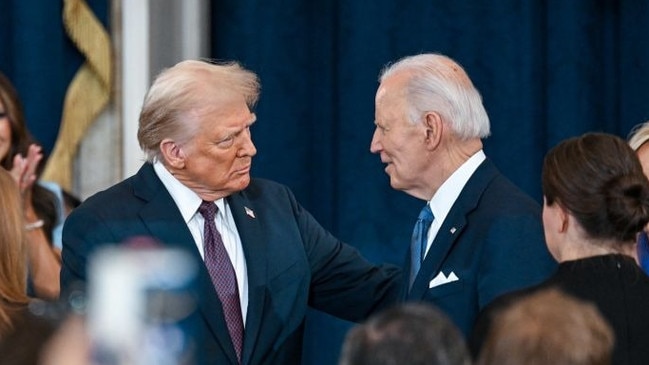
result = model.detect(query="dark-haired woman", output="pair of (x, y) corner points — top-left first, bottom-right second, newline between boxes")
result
(473, 133), (649, 365)
(0, 72), (62, 300)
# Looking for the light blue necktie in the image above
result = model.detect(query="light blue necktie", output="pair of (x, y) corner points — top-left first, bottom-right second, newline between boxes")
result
(409, 204), (434, 287)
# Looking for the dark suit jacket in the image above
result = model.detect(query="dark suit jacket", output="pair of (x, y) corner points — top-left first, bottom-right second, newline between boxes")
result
(405, 159), (556, 336)
(471, 254), (649, 365)
(60, 163), (401, 365)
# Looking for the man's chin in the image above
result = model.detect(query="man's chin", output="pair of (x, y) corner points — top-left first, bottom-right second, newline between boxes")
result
(388, 176), (402, 190)
(223, 174), (252, 195)
(236, 174), (251, 190)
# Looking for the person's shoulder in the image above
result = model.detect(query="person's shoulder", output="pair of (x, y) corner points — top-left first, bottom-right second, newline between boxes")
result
(489, 175), (536, 201)
(477, 165), (540, 212)
(70, 174), (141, 216)
(86, 178), (133, 201)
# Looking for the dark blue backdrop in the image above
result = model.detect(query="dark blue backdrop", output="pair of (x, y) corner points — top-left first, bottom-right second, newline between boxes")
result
(2, 1), (649, 364)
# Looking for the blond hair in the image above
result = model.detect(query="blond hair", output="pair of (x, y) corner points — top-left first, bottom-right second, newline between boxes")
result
(628, 120), (649, 151)
(478, 289), (614, 365)
(0, 169), (29, 338)
(138, 60), (260, 163)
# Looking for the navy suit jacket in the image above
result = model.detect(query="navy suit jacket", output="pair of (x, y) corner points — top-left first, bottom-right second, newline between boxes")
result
(60, 163), (401, 365)
(405, 159), (556, 336)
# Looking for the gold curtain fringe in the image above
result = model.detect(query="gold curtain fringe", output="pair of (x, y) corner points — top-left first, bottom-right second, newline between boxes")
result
(42, 0), (113, 191)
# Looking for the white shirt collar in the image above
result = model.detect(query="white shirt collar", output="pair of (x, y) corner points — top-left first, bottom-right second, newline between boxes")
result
(153, 161), (226, 221)
(428, 150), (486, 224)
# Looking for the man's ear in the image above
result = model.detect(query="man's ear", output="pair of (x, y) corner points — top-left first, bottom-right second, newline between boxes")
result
(160, 138), (186, 169)
(423, 111), (443, 150)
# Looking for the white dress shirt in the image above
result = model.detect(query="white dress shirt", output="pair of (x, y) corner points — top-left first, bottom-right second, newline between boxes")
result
(424, 150), (486, 258)
(154, 161), (249, 324)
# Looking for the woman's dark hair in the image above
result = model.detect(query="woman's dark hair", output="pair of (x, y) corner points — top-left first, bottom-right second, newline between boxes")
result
(0, 72), (59, 245)
(0, 72), (31, 170)
(542, 132), (649, 242)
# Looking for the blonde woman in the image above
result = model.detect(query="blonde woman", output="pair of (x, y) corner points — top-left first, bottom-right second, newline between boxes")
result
(628, 120), (649, 273)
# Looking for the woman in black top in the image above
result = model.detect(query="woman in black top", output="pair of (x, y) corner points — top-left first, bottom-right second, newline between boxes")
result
(473, 132), (649, 365)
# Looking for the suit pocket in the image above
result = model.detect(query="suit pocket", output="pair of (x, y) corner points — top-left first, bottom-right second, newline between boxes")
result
(426, 280), (464, 299)
(266, 261), (309, 339)
(269, 261), (303, 292)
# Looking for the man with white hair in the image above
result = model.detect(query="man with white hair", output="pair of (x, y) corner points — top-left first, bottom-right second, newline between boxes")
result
(370, 53), (556, 335)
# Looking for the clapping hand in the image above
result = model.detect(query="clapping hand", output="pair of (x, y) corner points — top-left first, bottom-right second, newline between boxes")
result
(10, 143), (43, 208)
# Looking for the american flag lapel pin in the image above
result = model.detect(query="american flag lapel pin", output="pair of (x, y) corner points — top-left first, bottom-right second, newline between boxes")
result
(244, 206), (256, 218)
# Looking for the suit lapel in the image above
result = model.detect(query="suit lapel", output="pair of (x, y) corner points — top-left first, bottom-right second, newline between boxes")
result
(407, 159), (499, 300)
(228, 191), (268, 365)
(132, 164), (198, 253)
(132, 164), (240, 364)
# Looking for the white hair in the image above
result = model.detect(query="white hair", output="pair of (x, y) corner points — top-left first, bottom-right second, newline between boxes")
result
(628, 120), (649, 151)
(379, 53), (490, 140)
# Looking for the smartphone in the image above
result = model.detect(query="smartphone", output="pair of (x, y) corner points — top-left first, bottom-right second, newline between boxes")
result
(87, 243), (200, 365)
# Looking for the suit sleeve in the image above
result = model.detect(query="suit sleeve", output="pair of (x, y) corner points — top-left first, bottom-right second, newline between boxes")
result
(281, 185), (403, 321)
